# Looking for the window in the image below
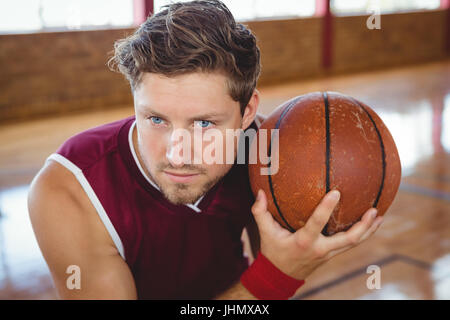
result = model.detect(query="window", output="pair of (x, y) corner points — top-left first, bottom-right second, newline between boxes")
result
(154, 0), (316, 21)
(331, 0), (441, 16)
(0, 0), (134, 34)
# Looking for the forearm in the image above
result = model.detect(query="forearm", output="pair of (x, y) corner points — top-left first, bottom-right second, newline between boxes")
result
(219, 225), (259, 300)
(214, 281), (258, 300)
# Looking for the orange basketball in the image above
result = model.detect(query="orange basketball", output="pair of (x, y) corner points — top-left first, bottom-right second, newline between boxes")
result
(249, 92), (401, 235)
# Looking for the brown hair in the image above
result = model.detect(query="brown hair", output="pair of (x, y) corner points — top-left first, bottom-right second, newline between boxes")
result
(108, 0), (261, 114)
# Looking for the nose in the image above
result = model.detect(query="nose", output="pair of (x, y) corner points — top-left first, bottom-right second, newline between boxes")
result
(165, 128), (193, 168)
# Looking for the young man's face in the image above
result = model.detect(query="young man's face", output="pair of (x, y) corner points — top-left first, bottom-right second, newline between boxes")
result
(133, 72), (258, 205)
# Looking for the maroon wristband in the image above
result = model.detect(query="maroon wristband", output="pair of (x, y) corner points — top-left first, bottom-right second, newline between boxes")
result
(240, 252), (305, 300)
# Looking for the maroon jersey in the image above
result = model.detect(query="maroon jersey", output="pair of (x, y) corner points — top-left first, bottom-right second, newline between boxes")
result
(47, 115), (256, 299)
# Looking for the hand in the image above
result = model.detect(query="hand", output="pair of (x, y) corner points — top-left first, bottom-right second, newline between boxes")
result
(251, 189), (384, 280)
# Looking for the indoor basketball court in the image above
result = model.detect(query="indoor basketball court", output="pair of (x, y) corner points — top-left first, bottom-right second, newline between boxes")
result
(0, 0), (449, 300)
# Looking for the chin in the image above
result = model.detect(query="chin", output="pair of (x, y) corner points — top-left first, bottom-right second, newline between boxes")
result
(163, 187), (203, 205)
(162, 174), (223, 205)
(156, 175), (204, 204)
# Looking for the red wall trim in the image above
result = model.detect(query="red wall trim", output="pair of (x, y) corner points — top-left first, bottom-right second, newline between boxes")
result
(322, 0), (333, 69)
(315, 0), (328, 16)
(133, 0), (154, 25)
(442, 0), (450, 54)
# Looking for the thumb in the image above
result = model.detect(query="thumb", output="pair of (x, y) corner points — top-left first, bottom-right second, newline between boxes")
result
(251, 189), (276, 234)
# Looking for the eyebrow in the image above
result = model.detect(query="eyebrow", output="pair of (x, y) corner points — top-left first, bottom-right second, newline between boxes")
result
(140, 105), (228, 121)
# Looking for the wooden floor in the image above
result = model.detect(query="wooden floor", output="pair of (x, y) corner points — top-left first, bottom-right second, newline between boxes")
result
(0, 60), (449, 299)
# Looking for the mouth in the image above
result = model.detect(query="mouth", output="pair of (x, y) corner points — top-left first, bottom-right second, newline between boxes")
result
(163, 171), (200, 183)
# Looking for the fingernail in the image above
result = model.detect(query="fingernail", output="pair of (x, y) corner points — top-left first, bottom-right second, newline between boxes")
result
(376, 216), (383, 224)
(257, 189), (262, 200)
(330, 190), (340, 200)
(370, 209), (378, 219)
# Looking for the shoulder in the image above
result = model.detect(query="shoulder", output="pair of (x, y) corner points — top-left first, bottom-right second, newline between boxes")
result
(55, 116), (134, 169)
(28, 158), (118, 256)
(28, 158), (81, 209)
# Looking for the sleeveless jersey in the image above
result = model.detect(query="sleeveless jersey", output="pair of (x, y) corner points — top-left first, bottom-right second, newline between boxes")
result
(47, 115), (257, 299)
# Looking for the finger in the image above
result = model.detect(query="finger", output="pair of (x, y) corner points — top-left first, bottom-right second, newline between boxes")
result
(326, 215), (383, 260)
(251, 189), (284, 235)
(359, 215), (384, 242)
(325, 207), (378, 251)
(301, 190), (341, 239)
(325, 242), (353, 259)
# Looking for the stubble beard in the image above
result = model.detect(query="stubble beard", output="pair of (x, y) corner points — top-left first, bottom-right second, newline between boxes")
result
(159, 172), (224, 205)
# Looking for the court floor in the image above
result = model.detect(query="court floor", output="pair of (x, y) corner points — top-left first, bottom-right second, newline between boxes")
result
(0, 60), (449, 299)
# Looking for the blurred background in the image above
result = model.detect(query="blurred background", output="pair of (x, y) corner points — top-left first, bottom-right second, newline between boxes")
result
(0, 0), (449, 299)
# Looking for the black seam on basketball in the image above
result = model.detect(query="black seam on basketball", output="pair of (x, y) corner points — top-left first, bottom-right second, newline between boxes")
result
(267, 97), (301, 233)
(322, 92), (331, 236)
(352, 99), (386, 208)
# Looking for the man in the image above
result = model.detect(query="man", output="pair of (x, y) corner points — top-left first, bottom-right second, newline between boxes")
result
(28, 0), (383, 299)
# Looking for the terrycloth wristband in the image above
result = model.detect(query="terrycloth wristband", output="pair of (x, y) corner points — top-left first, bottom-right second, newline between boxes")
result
(241, 252), (305, 300)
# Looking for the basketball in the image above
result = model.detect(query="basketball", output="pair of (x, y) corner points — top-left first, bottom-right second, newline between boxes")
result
(249, 91), (402, 235)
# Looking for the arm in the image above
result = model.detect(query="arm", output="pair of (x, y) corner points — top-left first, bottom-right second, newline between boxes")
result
(217, 108), (383, 300)
(243, 111), (264, 261)
(243, 215), (260, 263)
(212, 217), (261, 299)
(28, 160), (137, 299)
(212, 111), (265, 300)
(214, 281), (257, 300)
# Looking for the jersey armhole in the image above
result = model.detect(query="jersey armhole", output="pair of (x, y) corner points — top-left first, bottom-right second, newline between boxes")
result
(46, 153), (126, 260)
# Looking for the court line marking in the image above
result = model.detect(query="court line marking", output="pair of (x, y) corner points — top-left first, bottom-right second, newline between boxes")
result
(399, 182), (450, 202)
(405, 172), (450, 184)
(293, 254), (432, 300)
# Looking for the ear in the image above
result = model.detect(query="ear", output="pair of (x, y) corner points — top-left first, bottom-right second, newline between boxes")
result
(241, 89), (260, 130)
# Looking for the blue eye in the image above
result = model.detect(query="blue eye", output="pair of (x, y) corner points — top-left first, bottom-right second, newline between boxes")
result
(150, 116), (163, 125)
(195, 120), (212, 128)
